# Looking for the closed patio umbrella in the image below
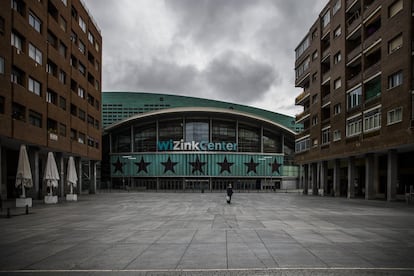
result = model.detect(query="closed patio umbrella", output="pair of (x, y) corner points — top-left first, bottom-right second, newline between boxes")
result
(66, 156), (78, 194)
(15, 145), (32, 198)
(44, 152), (60, 196)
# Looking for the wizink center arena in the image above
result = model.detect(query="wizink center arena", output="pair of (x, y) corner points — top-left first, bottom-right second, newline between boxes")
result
(102, 92), (301, 192)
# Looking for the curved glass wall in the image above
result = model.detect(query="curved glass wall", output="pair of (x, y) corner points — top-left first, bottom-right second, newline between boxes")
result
(238, 124), (260, 152)
(212, 120), (236, 144)
(134, 123), (156, 152)
(185, 119), (209, 143)
(112, 127), (131, 153)
(263, 129), (281, 153)
(159, 119), (183, 141)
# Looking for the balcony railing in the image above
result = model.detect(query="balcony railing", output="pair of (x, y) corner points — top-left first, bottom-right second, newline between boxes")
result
(321, 95), (331, 106)
(363, 1), (381, 19)
(347, 73), (362, 88)
(346, 11), (361, 35)
(363, 31), (381, 50)
(363, 61), (380, 79)
(347, 44), (362, 62)
(295, 90), (310, 105)
(322, 71), (331, 84)
(346, 0), (358, 10)
(296, 111), (310, 122)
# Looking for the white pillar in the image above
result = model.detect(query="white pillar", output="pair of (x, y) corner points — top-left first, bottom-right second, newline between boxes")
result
(387, 150), (397, 201)
(321, 161), (328, 196)
(347, 157), (355, 199)
(333, 159), (340, 197)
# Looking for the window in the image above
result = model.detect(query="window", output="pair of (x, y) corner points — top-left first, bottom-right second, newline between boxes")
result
(59, 70), (66, 84)
(0, 56), (4, 74)
(70, 104), (77, 116)
(46, 60), (57, 76)
(61, 0), (67, 6)
(363, 107), (381, 132)
(88, 31), (94, 44)
(29, 12), (41, 33)
(79, 16), (86, 32)
(59, 96), (66, 110)
(334, 52), (341, 64)
(11, 67), (24, 85)
(87, 115), (94, 126)
(347, 86), (362, 110)
(78, 109), (85, 121)
(312, 115), (318, 126)
(312, 72), (318, 82)
(59, 123), (66, 137)
(0, 16), (5, 34)
(47, 31), (57, 48)
(94, 119), (99, 129)
(78, 40), (85, 54)
(47, 118), (58, 133)
(387, 107), (402, 125)
(78, 87), (85, 98)
(11, 0), (25, 16)
(334, 26), (341, 38)
(59, 42), (67, 57)
(11, 32), (23, 51)
(70, 128), (77, 140)
(388, 34), (402, 54)
(295, 36), (310, 59)
(365, 76), (381, 101)
(334, 103), (341, 115)
(346, 115), (362, 137)
(46, 89), (57, 105)
(333, 130), (341, 141)
(0, 96), (4, 114)
(29, 110), (42, 128)
(312, 50), (318, 60)
(334, 78), (341, 89)
(78, 62), (85, 75)
(322, 10), (330, 28)
(12, 102), (25, 121)
(322, 128), (330, 145)
(59, 16), (67, 31)
(29, 43), (42, 65)
(295, 57), (310, 79)
(95, 42), (99, 52)
(389, 0), (403, 18)
(295, 137), (310, 153)
(333, 0), (341, 15)
(28, 77), (41, 96)
(388, 71), (403, 89)
(87, 93), (94, 105)
(78, 132), (85, 144)
(70, 30), (77, 44)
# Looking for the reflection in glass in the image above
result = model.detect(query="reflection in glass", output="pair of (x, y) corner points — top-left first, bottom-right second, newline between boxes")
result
(134, 123), (156, 152)
(112, 127), (131, 153)
(263, 129), (282, 153)
(238, 124), (260, 152)
(159, 119), (183, 142)
(185, 120), (209, 143)
(212, 120), (236, 144)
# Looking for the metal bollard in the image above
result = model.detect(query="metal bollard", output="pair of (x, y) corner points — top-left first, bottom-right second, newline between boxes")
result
(26, 205), (29, 215)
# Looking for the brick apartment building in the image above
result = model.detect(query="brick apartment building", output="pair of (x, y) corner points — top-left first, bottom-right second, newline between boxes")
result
(0, 0), (102, 199)
(294, 0), (414, 200)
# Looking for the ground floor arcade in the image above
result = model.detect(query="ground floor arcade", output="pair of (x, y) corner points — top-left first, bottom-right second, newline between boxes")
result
(298, 150), (414, 201)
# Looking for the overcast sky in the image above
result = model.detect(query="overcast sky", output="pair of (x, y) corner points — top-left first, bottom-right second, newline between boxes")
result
(86, 0), (327, 116)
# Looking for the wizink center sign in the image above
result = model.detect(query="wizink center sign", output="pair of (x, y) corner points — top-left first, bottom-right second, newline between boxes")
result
(158, 140), (237, 152)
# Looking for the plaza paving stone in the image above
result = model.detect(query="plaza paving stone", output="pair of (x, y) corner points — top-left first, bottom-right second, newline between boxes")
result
(1, 192), (414, 275)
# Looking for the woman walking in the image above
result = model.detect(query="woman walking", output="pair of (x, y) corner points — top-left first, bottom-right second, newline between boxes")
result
(226, 183), (233, 204)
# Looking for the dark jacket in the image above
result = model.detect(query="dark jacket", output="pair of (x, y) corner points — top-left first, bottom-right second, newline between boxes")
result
(227, 187), (233, 197)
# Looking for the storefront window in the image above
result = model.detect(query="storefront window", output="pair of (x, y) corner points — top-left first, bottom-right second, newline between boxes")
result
(134, 123), (156, 152)
(238, 124), (260, 152)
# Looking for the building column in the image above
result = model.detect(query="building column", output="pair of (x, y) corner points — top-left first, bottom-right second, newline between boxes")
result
(33, 150), (40, 199)
(320, 161), (328, 196)
(303, 164), (309, 195)
(333, 159), (340, 197)
(365, 153), (375, 200)
(308, 163), (313, 195)
(89, 160), (97, 194)
(387, 150), (397, 201)
(56, 153), (65, 198)
(0, 143), (2, 199)
(347, 157), (355, 199)
(312, 163), (318, 196)
(77, 157), (82, 195)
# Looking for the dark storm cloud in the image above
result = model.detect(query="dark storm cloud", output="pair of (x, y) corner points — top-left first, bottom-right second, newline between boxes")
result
(114, 58), (200, 94)
(205, 51), (277, 103)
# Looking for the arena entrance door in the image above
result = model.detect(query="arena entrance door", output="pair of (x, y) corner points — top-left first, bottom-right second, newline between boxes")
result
(184, 179), (210, 192)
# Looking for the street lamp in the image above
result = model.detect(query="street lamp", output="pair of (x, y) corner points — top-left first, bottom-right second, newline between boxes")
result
(258, 156), (272, 190)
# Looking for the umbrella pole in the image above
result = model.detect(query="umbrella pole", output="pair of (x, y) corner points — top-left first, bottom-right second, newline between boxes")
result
(21, 184), (25, 198)
(70, 183), (73, 194)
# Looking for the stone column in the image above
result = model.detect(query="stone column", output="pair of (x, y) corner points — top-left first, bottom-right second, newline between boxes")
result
(320, 161), (328, 196)
(308, 163), (313, 195)
(365, 154), (375, 200)
(89, 160), (97, 194)
(77, 157), (82, 195)
(333, 159), (341, 197)
(303, 164), (309, 195)
(0, 143), (2, 199)
(387, 150), (397, 201)
(312, 163), (318, 196)
(57, 153), (65, 198)
(347, 157), (355, 199)
(33, 150), (40, 199)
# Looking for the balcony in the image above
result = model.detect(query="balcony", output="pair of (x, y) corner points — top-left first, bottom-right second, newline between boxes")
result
(347, 73), (362, 88)
(363, 61), (380, 79)
(364, 1), (381, 19)
(347, 45), (362, 62)
(321, 95), (331, 107)
(322, 72), (331, 84)
(346, 0), (358, 11)
(296, 111), (310, 123)
(363, 32), (381, 50)
(346, 11), (361, 35)
(295, 90), (310, 105)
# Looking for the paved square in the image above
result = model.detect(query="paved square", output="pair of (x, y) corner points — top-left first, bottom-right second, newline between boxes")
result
(1, 192), (414, 275)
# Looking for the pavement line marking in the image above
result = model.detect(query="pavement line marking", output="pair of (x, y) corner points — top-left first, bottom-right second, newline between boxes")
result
(1, 267), (414, 273)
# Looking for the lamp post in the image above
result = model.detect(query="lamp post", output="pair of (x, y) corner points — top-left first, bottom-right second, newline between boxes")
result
(122, 155), (136, 190)
(258, 156), (272, 190)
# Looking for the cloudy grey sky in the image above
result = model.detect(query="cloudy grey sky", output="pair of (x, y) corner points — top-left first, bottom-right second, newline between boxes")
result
(86, 0), (327, 116)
